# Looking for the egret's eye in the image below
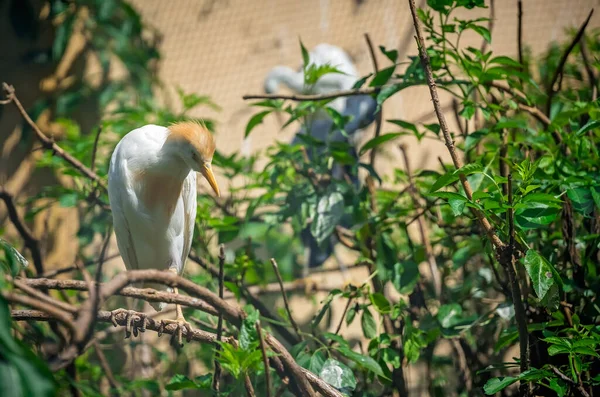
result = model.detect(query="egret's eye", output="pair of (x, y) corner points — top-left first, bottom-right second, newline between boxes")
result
(191, 152), (199, 162)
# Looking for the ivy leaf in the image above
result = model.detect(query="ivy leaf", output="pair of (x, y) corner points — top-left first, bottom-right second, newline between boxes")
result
(311, 190), (345, 245)
(319, 359), (357, 391)
(523, 250), (562, 301)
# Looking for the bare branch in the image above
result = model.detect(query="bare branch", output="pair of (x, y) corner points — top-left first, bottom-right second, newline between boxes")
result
(243, 88), (378, 101)
(546, 9), (594, 115)
(4, 292), (77, 336)
(270, 258), (303, 341)
(365, 33), (384, 168)
(0, 188), (44, 275)
(1, 83), (106, 190)
(212, 245), (225, 392)
(256, 321), (272, 397)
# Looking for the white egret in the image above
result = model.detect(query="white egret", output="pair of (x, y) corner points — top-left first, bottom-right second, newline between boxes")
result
(108, 121), (220, 336)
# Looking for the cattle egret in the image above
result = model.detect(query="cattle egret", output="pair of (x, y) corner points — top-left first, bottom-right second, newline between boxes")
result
(264, 43), (377, 271)
(108, 121), (220, 338)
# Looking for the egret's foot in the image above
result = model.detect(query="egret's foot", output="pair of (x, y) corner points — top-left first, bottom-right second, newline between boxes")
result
(109, 309), (147, 338)
(294, 276), (318, 295)
(158, 316), (193, 346)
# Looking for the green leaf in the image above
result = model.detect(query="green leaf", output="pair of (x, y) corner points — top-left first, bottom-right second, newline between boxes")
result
(470, 24), (491, 43)
(548, 378), (568, 397)
(370, 65), (396, 87)
(449, 198), (466, 216)
(359, 133), (406, 155)
(567, 188), (595, 215)
(483, 377), (518, 394)
(524, 250), (561, 301)
(58, 192), (78, 208)
(429, 172), (459, 193)
(165, 374), (211, 391)
(336, 345), (387, 378)
(311, 190), (345, 245)
(393, 260), (419, 294)
(309, 351), (326, 374)
(319, 359), (357, 391)
(369, 293), (391, 314)
(437, 303), (463, 328)
(361, 308), (377, 339)
(245, 110), (271, 137)
(489, 55), (522, 68)
(379, 45), (398, 63)
(300, 40), (310, 68)
(239, 307), (259, 350)
(576, 119), (600, 136)
(312, 293), (335, 328)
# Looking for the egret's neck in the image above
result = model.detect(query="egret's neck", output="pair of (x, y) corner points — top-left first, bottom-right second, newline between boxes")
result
(265, 66), (305, 94)
(141, 141), (191, 181)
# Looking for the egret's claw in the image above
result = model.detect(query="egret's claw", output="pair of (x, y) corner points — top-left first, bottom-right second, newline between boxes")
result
(108, 309), (146, 339)
(160, 317), (192, 346)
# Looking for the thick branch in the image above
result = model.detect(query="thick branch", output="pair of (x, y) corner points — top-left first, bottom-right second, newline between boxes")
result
(1, 83), (106, 190)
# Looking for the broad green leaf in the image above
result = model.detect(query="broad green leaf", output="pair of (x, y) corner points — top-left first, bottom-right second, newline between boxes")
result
(379, 45), (398, 63)
(489, 55), (522, 68)
(429, 172), (460, 193)
(336, 346), (387, 378)
(449, 198), (466, 215)
(548, 378), (567, 397)
(393, 260), (419, 294)
(370, 66), (396, 87)
(483, 377), (518, 394)
(311, 190), (345, 245)
(437, 303), (463, 328)
(369, 293), (391, 314)
(239, 307), (259, 350)
(58, 192), (78, 208)
(359, 133), (406, 155)
(576, 120), (600, 136)
(523, 250), (561, 301)
(567, 188), (595, 215)
(245, 110), (271, 137)
(319, 359), (357, 391)
(361, 308), (377, 339)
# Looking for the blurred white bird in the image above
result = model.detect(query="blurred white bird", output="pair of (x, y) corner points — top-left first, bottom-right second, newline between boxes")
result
(108, 121), (220, 334)
(264, 43), (378, 270)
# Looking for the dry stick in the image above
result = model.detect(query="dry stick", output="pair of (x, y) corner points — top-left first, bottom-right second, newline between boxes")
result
(212, 245), (225, 392)
(517, 0), (524, 84)
(407, 1), (531, 395)
(14, 308), (331, 397)
(3, 292), (77, 336)
(546, 9), (594, 116)
(19, 277), (220, 317)
(1, 83), (106, 190)
(243, 87), (378, 101)
(399, 145), (442, 299)
(548, 365), (591, 397)
(92, 340), (120, 392)
(40, 253), (120, 279)
(507, 174), (530, 396)
(0, 189), (44, 275)
(256, 321), (272, 397)
(580, 37), (598, 101)
(365, 33), (384, 168)
(270, 258), (303, 341)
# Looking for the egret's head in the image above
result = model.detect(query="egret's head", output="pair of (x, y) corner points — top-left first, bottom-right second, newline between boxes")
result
(167, 121), (220, 197)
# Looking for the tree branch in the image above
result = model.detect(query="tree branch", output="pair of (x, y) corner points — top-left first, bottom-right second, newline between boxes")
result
(270, 258), (303, 341)
(546, 9), (594, 115)
(0, 188), (44, 275)
(1, 83), (106, 190)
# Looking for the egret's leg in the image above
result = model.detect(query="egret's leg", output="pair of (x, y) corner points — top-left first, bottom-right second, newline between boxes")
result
(159, 267), (192, 346)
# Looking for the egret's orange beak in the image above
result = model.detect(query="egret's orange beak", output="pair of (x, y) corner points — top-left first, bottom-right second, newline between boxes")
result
(201, 163), (220, 197)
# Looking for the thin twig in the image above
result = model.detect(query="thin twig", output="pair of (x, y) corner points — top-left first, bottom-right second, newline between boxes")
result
(90, 126), (103, 173)
(39, 253), (120, 279)
(256, 321), (272, 397)
(92, 340), (120, 391)
(243, 87), (379, 101)
(399, 144), (442, 298)
(0, 189), (44, 275)
(212, 245), (225, 391)
(407, 0), (504, 250)
(546, 9), (594, 115)
(331, 296), (353, 340)
(517, 0), (524, 84)
(3, 292), (76, 336)
(365, 33), (383, 168)
(580, 37), (598, 101)
(507, 174), (530, 396)
(1, 83), (106, 189)
(270, 258), (303, 341)
(549, 365), (591, 397)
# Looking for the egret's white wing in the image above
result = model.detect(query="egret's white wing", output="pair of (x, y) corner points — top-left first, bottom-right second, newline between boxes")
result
(108, 158), (141, 272)
(180, 170), (197, 273)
